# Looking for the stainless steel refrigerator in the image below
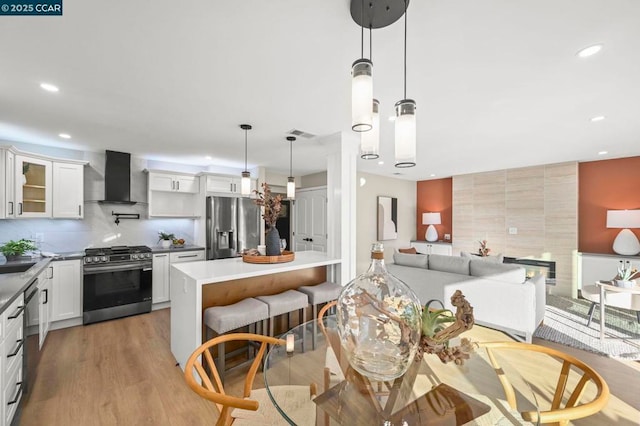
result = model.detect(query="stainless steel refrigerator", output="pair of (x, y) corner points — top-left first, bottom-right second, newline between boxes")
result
(206, 196), (260, 260)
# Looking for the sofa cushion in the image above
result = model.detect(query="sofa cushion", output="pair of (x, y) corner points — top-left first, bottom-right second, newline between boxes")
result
(393, 252), (428, 268)
(469, 259), (526, 283)
(387, 264), (477, 304)
(460, 251), (504, 263)
(398, 247), (418, 254)
(428, 254), (470, 275)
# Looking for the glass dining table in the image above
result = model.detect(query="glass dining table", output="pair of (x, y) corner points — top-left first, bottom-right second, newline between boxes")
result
(264, 315), (540, 425)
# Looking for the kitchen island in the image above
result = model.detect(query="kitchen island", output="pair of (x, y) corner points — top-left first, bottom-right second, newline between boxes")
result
(170, 250), (341, 369)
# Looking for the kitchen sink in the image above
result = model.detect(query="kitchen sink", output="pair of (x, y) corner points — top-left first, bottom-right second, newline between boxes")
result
(0, 263), (35, 274)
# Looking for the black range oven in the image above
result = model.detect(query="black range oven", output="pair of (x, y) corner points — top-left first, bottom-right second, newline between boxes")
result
(83, 246), (152, 325)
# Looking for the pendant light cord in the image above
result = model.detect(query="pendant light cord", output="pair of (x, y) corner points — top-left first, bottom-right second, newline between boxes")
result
(244, 128), (248, 171)
(289, 139), (293, 177)
(369, 25), (372, 61)
(404, 0), (408, 99)
(360, 0), (364, 58)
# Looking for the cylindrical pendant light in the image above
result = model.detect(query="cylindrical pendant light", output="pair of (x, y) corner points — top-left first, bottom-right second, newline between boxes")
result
(240, 124), (252, 195)
(287, 136), (296, 199)
(395, 0), (416, 168)
(361, 98), (380, 159)
(351, 0), (373, 132)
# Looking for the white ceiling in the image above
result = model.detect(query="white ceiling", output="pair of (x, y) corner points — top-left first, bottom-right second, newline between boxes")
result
(1, 0), (639, 181)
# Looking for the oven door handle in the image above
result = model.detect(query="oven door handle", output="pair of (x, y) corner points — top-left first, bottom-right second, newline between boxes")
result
(83, 263), (152, 275)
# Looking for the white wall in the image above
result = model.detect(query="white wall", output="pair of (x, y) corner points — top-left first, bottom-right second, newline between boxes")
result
(356, 172), (417, 274)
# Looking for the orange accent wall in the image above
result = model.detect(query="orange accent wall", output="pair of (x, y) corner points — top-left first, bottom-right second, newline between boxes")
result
(579, 156), (640, 253)
(416, 178), (452, 242)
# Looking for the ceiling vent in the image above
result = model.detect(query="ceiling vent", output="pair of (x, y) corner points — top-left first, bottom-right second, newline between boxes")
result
(287, 129), (316, 139)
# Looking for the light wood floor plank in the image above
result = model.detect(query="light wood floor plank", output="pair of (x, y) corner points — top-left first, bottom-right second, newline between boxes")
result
(19, 308), (639, 425)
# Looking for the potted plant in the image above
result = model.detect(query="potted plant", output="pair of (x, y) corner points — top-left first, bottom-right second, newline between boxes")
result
(615, 262), (639, 288)
(158, 231), (175, 249)
(253, 183), (283, 256)
(1, 239), (37, 260)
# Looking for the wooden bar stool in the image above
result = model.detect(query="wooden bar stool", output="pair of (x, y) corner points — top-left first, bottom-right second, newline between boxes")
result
(256, 290), (308, 349)
(203, 297), (270, 381)
(298, 281), (342, 349)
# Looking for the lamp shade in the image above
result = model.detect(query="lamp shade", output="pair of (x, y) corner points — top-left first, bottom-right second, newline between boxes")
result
(352, 59), (373, 132)
(360, 99), (380, 159)
(422, 212), (441, 225)
(394, 99), (416, 167)
(606, 210), (640, 228)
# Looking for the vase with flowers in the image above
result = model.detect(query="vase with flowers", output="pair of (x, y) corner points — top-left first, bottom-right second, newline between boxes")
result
(253, 183), (283, 256)
(478, 240), (490, 257)
(615, 260), (639, 288)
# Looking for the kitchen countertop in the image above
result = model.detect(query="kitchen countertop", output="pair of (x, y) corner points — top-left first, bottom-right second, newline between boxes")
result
(0, 257), (52, 315)
(171, 250), (341, 285)
(151, 244), (204, 254)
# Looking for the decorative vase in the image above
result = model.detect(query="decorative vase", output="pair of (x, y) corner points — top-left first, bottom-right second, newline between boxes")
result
(615, 279), (634, 288)
(161, 239), (171, 248)
(265, 226), (281, 256)
(336, 242), (422, 382)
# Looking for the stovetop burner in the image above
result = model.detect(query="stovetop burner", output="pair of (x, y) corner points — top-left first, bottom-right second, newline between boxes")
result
(85, 245), (152, 256)
(84, 245), (152, 265)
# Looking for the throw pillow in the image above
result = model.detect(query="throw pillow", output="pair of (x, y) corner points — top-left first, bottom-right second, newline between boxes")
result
(460, 251), (504, 263)
(428, 254), (470, 275)
(398, 247), (417, 254)
(469, 260), (526, 283)
(393, 252), (428, 269)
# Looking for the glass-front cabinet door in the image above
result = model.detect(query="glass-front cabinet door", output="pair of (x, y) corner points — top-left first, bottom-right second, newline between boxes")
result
(15, 155), (52, 218)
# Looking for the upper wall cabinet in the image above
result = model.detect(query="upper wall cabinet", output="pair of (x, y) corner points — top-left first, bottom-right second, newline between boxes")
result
(53, 162), (84, 218)
(15, 154), (53, 218)
(205, 174), (257, 195)
(149, 171), (199, 193)
(1, 146), (87, 220)
(146, 170), (200, 217)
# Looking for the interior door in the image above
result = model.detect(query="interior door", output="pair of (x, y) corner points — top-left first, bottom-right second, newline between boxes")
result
(294, 188), (327, 252)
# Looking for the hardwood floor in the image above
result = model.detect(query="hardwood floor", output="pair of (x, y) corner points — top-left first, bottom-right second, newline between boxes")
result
(19, 309), (640, 425)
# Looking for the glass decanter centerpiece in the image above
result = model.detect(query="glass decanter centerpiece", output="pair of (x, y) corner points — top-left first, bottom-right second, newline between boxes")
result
(336, 243), (422, 382)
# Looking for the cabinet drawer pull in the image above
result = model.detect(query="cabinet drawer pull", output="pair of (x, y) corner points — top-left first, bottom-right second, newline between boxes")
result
(43, 288), (49, 304)
(7, 305), (25, 320)
(178, 254), (198, 259)
(8, 201), (13, 215)
(18, 202), (23, 215)
(79, 205), (82, 216)
(7, 382), (23, 405)
(7, 339), (24, 358)
(176, 181), (180, 191)
(171, 180), (175, 190)
(156, 254), (168, 258)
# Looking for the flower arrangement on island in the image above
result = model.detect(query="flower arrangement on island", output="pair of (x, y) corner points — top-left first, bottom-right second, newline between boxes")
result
(478, 240), (490, 257)
(253, 183), (282, 228)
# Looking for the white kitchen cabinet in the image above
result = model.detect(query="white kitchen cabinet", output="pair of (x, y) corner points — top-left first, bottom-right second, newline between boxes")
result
(1, 294), (24, 426)
(205, 174), (257, 195)
(148, 171), (199, 193)
(147, 170), (201, 217)
(578, 252), (640, 291)
(38, 269), (52, 350)
(0, 149), (15, 219)
(52, 162), (84, 218)
(410, 241), (453, 256)
(50, 260), (82, 322)
(152, 253), (170, 303)
(15, 155), (52, 218)
(152, 249), (204, 304)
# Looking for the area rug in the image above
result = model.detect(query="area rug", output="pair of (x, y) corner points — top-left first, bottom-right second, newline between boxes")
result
(533, 294), (640, 360)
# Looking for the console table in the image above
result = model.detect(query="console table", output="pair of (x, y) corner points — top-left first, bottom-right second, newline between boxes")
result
(410, 240), (452, 255)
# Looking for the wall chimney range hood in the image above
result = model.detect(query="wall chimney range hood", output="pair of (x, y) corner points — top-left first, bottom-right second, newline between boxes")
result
(98, 150), (137, 205)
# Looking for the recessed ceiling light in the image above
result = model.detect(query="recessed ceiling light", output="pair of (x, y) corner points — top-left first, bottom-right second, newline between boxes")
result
(40, 82), (59, 92)
(576, 44), (603, 58)
(430, 174), (436, 177)
(598, 151), (608, 155)
(205, 156), (212, 160)
(378, 161), (384, 165)
(590, 115), (605, 122)
(58, 133), (71, 139)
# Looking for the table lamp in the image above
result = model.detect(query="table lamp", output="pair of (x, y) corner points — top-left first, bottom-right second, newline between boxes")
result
(422, 212), (441, 242)
(606, 209), (640, 255)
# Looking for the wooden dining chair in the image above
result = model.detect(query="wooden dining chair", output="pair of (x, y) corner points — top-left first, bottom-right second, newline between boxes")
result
(480, 341), (610, 426)
(184, 332), (317, 426)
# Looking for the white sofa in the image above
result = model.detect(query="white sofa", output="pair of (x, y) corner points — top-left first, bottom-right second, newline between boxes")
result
(387, 252), (546, 342)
